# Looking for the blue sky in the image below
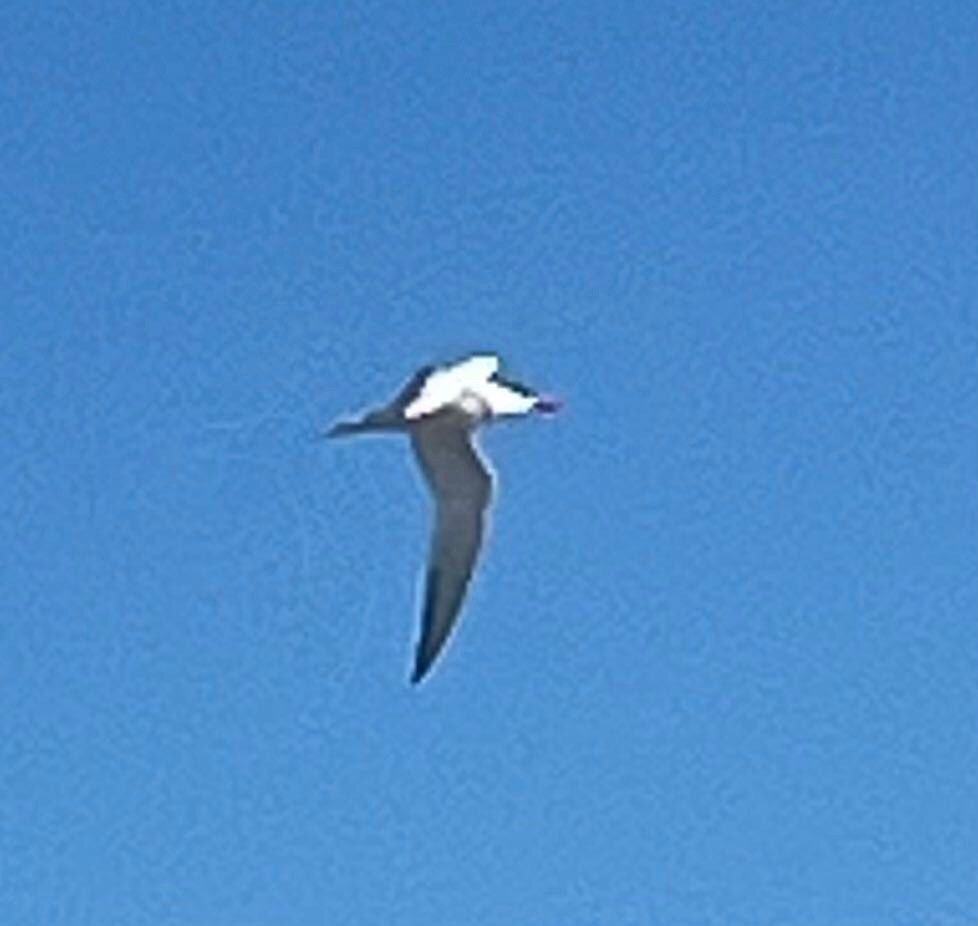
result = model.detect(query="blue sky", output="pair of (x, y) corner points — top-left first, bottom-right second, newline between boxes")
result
(2, 2), (976, 923)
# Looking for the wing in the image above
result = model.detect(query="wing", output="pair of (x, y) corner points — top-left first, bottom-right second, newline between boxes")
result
(409, 414), (493, 683)
(394, 365), (436, 408)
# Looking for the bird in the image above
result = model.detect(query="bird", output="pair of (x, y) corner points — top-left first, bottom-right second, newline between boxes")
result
(327, 353), (559, 684)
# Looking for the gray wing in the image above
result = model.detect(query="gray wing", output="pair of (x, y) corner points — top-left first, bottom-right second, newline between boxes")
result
(409, 414), (493, 683)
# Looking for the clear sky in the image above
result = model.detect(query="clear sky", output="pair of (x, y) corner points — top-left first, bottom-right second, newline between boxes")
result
(2, 2), (976, 924)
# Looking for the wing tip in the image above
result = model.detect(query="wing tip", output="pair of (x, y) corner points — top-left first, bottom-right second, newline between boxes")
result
(409, 567), (443, 685)
(410, 635), (438, 684)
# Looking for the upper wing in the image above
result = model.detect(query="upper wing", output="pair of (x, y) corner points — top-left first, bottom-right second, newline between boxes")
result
(409, 414), (493, 683)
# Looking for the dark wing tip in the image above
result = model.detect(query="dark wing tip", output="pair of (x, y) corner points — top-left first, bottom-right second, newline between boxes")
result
(409, 567), (442, 685)
(410, 644), (435, 684)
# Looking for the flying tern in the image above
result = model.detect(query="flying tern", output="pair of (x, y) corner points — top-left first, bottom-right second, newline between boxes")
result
(328, 353), (559, 683)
